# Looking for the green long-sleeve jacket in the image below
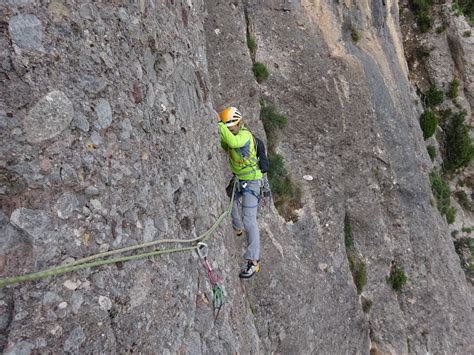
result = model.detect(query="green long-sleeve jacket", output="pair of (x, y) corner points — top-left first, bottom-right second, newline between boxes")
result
(218, 122), (262, 181)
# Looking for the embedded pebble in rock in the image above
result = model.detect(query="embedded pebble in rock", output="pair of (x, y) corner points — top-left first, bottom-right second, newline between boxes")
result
(0, 308), (10, 330)
(55, 192), (79, 220)
(63, 326), (85, 353)
(4, 341), (34, 355)
(14, 311), (28, 321)
(10, 208), (52, 241)
(81, 75), (107, 95)
(70, 292), (83, 314)
(43, 292), (62, 306)
(303, 175), (314, 181)
(8, 15), (43, 50)
(50, 324), (63, 336)
(143, 217), (157, 242)
(98, 296), (112, 311)
(95, 99), (112, 129)
(84, 186), (99, 196)
(7, 0), (34, 7)
(318, 263), (328, 272)
(57, 302), (68, 310)
(63, 280), (81, 290)
(58, 164), (79, 187)
(72, 112), (90, 132)
(90, 199), (102, 210)
(46, 309), (58, 321)
(24, 91), (74, 143)
(90, 131), (102, 146)
(35, 338), (47, 349)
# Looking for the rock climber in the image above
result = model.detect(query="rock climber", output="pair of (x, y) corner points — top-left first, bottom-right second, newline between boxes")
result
(217, 106), (262, 279)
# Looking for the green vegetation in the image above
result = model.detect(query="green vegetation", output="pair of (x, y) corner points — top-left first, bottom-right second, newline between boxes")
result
(452, 0), (474, 25)
(427, 145), (437, 161)
(362, 298), (373, 313)
(420, 110), (438, 139)
(440, 108), (453, 121)
(444, 111), (474, 173)
(260, 102), (288, 149)
(387, 266), (407, 292)
(350, 26), (361, 43)
(344, 215), (354, 249)
(453, 237), (474, 284)
(461, 227), (472, 234)
(347, 252), (367, 295)
(426, 85), (444, 107)
(415, 46), (431, 60)
(417, 13), (433, 32)
(447, 78), (460, 100)
(246, 32), (257, 56)
(456, 190), (468, 206)
(410, 0), (434, 32)
(268, 154), (292, 196)
(463, 30), (472, 37)
(454, 100), (463, 109)
(267, 153), (301, 221)
(436, 25), (446, 33)
(252, 62), (269, 83)
(344, 214), (367, 294)
(410, 0), (433, 15)
(260, 101), (300, 221)
(430, 171), (456, 224)
(355, 261), (367, 294)
(455, 191), (474, 211)
(446, 207), (456, 224)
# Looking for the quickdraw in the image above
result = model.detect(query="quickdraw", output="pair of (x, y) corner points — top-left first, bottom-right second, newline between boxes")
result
(197, 242), (224, 320)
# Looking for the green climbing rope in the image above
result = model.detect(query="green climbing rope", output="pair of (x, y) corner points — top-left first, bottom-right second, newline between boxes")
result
(0, 182), (237, 288)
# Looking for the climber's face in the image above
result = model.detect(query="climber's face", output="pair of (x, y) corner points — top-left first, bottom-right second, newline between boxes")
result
(229, 124), (240, 135)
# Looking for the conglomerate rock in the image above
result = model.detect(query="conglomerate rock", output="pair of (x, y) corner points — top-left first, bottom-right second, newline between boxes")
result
(0, 0), (472, 354)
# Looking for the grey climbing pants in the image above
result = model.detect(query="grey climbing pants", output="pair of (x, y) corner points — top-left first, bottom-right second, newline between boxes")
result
(231, 179), (261, 261)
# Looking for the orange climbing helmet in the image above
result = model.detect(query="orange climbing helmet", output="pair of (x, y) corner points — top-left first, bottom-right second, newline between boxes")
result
(219, 107), (242, 127)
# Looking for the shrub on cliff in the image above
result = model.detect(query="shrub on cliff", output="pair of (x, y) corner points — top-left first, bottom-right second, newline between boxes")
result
(247, 33), (257, 54)
(426, 85), (444, 107)
(252, 62), (269, 83)
(447, 78), (460, 100)
(427, 145), (437, 161)
(260, 102), (288, 149)
(430, 171), (456, 224)
(268, 153), (302, 221)
(444, 111), (474, 173)
(417, 13), (433, 32)
(420, 110), (438, 139)
(388, 266), (407, 292)
(410, 0), (433, 32)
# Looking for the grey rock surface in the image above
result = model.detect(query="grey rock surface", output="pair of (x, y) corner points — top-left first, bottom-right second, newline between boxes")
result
(0, 0), (472, 354)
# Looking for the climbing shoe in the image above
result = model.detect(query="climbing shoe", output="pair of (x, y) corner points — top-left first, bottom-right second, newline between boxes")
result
(235, 228), (243, 237)
(239, 261), (260, 279)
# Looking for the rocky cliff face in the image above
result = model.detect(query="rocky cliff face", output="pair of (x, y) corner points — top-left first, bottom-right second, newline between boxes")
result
(1, 0), (472, 354)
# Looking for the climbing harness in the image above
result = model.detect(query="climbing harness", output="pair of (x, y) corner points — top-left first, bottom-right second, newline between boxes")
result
(197, 242), (224, 320)
(0, 181), (238, 288)
(226, 175), (272, 210)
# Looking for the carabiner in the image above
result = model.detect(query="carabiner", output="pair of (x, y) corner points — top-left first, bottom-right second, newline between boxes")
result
(197, 242), (208, 260)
